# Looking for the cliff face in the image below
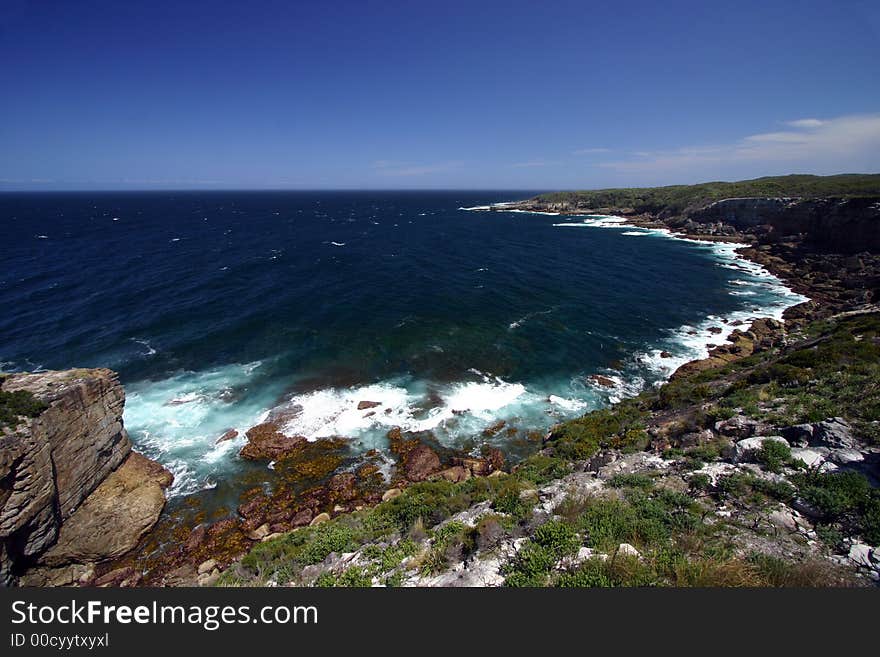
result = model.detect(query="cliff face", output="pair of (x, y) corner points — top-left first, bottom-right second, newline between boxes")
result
(0, 369), (170, 586)
(689, 197), (880, 253)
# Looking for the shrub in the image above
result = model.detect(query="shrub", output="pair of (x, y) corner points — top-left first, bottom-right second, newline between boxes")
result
(607, 473), (655, 489)
(756, 440), (792, 473)
(533, 520), (580, 558)
(0, 389), (48, 428)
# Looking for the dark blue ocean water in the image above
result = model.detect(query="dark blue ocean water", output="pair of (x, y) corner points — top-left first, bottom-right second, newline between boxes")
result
(0, 191), (803, 496)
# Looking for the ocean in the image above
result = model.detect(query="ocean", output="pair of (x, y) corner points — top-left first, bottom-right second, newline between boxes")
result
(0, 191), (805, 503)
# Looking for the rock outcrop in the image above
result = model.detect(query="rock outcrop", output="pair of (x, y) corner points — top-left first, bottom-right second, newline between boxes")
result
(0, 369), (170, 586)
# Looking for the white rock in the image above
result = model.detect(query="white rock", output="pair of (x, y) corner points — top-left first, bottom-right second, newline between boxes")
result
(848, 543), (874, 568)
(829, 448), (864, 465)
(616, 543), (641, 559)
(732, 436), (789, 463)
(789, 448), (826, 468)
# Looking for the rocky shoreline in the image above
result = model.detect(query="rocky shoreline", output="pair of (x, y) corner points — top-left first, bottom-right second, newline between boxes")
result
(2, 190), (879, 587)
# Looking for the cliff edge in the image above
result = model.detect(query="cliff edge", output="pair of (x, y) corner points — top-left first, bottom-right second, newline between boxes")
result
(0, 368), (171, 586)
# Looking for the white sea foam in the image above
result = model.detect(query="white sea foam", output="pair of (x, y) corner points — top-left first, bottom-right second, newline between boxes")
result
(131, 338), (157, 356)
(124, 361), (280, 498)
(273, 375), (534, 448)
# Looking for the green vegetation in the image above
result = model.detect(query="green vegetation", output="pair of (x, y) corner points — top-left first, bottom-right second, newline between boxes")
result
(792, 471), (880, 545)
(536, 173), (880, 215)
(756, 440), (793, 473)
(0, 386), (48, 428)
(548, 401), (649, 460)
(219, 311), (879, 588)
(507, 476), (854, 587)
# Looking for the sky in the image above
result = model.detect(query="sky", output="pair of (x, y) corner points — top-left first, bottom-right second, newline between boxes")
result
(1, 0), (879, 191)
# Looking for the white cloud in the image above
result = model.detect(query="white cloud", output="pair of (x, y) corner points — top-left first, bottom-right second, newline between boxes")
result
(572, 147), (612, 155)
(599, 113), (880, 174)
(786, 118), (825, 129)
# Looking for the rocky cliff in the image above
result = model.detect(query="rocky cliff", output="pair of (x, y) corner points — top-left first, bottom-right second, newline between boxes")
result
(689, 197), (880, 253)
(0, 369), (171, 586)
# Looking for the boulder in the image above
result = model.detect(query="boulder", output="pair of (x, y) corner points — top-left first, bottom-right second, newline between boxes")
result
(402, 444), (441, 482)
(829, 448), (864, 465)
(616, 543), (641, 559)
(381, 488), (402, 502)
(309, 512), (331, 527)
(783, 418), (858, 450)
(38, 452), (173, 567)
(327, 472), (357, 501)
(482, 420), (506, 437)
(215, 429), (239, 444)
(589, 374), (616, 388)
(357, 401), (381, 410)
(847, 543), (874, 569)
(239, 423), (306, 460)
(730, 436), (789, 463)
(197, 558), (217, 575)
(789, 448), (827, 468)
(245, 524), (270, 541)
(715, 415), (766, 439)
(812, 418), (858, 449)
(291, 509), (314, 527)
(435, 466), (470, 483)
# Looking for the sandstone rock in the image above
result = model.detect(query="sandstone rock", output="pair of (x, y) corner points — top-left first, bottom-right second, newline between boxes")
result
(309, 512), (330, 527)
(381, 488), (402, 502)
(327, 472), (357, 501)
(589, 374), (616, 388)
(215, 429), (239, 444)
(38, 452), (173, 567)
(291, 509), (314, 527)
(402, 444), (441, 482)
(159, 564), (197, 587)
(93, 566), (141, 588)
(197, 570), (221, 587)
(197, 558), (218, 575)
(184, 525), (209, 552)
(1, 369), (132, 582)
(660, 351), (672, 358)
(246, 524), (270, 541)
(357, 400), (381, 410)
(239, 423), (306, 460)
(435, 465), (470, 483)
(482, 420), (506, 437)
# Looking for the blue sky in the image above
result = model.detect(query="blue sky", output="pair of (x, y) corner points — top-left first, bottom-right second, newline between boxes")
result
(1, 0), (879, 190)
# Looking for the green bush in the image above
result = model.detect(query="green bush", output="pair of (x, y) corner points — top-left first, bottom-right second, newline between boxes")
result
(756, 440), (792, 473)
(607, 473), (655, 489)
(0, 389), (48, 428)
(533, 520), (580, 558)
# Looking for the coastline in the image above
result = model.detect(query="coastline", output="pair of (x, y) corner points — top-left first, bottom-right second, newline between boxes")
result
(462, 204), (810, 387)
(5, 188), (880, 587)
